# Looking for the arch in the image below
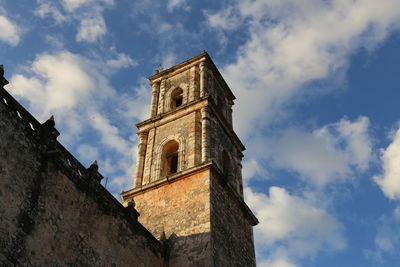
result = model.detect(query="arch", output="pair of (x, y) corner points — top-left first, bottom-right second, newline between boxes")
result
(170, 87), (183, 109)
(160, 140), (179, 177)
(152, 135), (186, 181)
(164, 84), (188, 112)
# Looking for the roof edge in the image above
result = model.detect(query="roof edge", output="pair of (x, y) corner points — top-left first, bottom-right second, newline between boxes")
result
(149, 51), (236, 101)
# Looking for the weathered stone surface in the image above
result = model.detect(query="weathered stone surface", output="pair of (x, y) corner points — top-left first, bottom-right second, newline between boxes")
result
(210, 171), (257, 267)
(0, 87), (163, 266)
(1, 50), (257, 267)
(122, 51), (258, 267)
(124, 167), (212, 266)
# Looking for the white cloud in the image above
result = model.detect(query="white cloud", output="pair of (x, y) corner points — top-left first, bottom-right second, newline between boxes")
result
(61, 0), (90, 11)
(8, 50), (144, 196)
(205, 7), (241, 31)
(77, 144), (100, 163)
(45, 35), (65, 48)
(246, 186), (346, 264)
(327, 116), (373, 171)
(167, 0), (189, 12)
(205, 0), (400, 138)
(10, 51), (94, 116)
(35, 0), (112, 43)
(247, 116), (372, 186)
(0, 14), (21, 46)
(270, 127), (349, 186)
(90, 112), (131, 155)
(161, 52), (178, 70)
(117, 79), (151, 122)
(61, 0), (113, 12)
(259, 249), (296, 267)
(365, 206), (400, 263)
(76, 14), (106, 43)
(106, 53), (137, 69)
(35, 1), (66, 23)
(242, 158), (269, 182)
(374, 128), (400, 200)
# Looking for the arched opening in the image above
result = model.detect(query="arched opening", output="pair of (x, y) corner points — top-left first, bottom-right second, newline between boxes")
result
(222, 150), (230, 175)
(161, 140), (179, 177)
(171, 88), (183, 109)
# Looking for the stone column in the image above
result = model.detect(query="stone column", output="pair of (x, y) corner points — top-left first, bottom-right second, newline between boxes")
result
(201, 106), (211, 162)
(134, 131), (148, 188)
(236, 162), (244, 197)
(189, 65), (198, 102)
(199, 62), (207, 97)
(157, 79), (166, 115)
(236, 153), (244, 197)
(207, 68), (214, 96)
(227, 107), (233, 127)
(150, 81), (160, 117)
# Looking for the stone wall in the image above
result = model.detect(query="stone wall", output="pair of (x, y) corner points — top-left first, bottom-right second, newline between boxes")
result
(126, 52), (257, 267)
(123, 167), (212, 266)
(210, 171), (257, 267)
(209, 110), (244, 197)
(0, 87), (163, 266)
(141, 111), (202, 184)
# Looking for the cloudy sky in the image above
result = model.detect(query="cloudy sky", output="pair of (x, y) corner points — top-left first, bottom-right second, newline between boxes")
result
(2, 0), (400, 266)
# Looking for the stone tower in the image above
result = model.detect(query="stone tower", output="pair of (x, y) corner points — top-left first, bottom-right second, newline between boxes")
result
(121, 52), (258, 266)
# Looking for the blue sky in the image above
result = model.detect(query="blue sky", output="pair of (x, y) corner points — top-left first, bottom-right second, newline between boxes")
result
(1, 0), (400, 266)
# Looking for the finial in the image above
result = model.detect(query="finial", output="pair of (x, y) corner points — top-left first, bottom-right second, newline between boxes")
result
(40, 114), (60, 143)
(201, 49), (207, 54)
(44, 115), (55, 127)
(90, 160), (99, 171)
(160, 231), (166, 241)
(128, 199), (136, 208)
(155, 64), (163, 74)
(86, 160), (103, 182)
(125, 199), (140, 220)
(1, 64), (9, 87)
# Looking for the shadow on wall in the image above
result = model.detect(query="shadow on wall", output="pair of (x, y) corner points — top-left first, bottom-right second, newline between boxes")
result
(0, 81), (163, 267)
(162, 232), (212, 267)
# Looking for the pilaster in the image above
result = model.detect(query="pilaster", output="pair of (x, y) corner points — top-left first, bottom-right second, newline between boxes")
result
(199, 62), (207, 97)
(134, 131), (148, 187)
(157, 79), (166, 115)
(201, 106), (211, 162)
(150, 81), (160, 117)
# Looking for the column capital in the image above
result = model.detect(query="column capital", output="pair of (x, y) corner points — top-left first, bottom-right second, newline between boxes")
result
(201, 106), (210, 118)
(199, 61), (206, 71)
(138, 131), (148, 141)
(150, 80), (161, 88)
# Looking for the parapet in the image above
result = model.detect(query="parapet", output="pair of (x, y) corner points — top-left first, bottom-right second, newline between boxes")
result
(0, 65), (164, 266)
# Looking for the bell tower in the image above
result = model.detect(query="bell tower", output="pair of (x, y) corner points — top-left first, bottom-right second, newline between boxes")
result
(121, 51), (258, 266)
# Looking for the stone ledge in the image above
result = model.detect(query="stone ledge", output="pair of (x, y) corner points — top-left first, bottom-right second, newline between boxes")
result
(121, 159), (259, 226)
(136, 96), (208, 129)
(121, 160), (214, 199)
(148, 51), (235, 102)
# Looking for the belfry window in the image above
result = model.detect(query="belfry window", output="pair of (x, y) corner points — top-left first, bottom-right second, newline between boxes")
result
(171, 88), (183, 109)
(161, 140), (179, 177)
